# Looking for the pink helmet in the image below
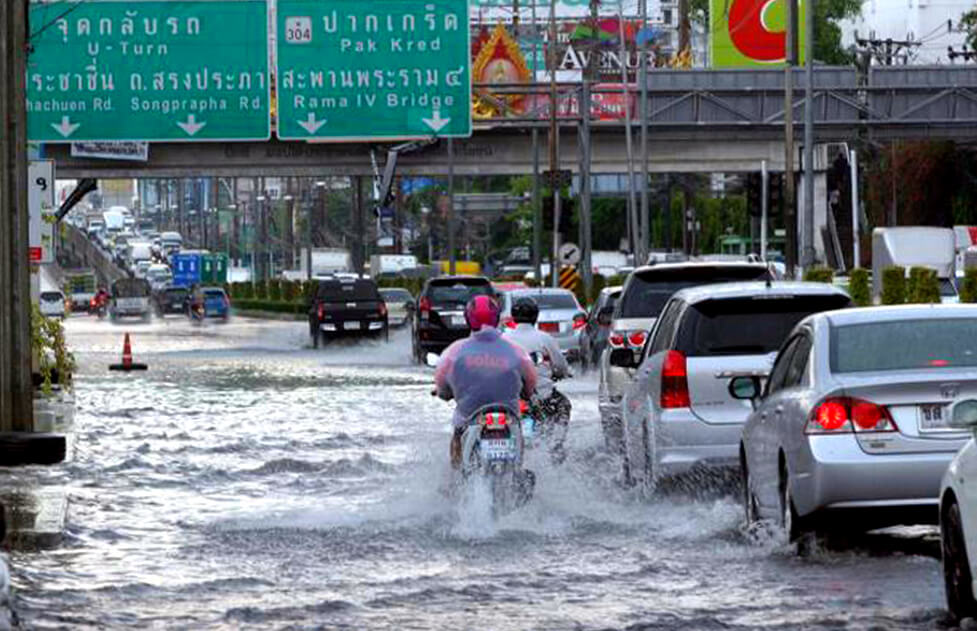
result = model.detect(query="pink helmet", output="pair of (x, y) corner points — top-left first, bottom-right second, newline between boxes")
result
(465, 295), (500, 331)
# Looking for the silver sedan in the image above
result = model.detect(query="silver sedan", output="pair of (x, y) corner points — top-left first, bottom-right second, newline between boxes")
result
(736, 305), (977, 552)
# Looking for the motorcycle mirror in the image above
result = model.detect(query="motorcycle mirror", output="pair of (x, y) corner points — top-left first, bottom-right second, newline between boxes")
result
(425, 352), (440, 368)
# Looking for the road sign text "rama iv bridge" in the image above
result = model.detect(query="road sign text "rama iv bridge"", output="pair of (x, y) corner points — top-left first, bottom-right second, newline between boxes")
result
(276, 0), (472, 141)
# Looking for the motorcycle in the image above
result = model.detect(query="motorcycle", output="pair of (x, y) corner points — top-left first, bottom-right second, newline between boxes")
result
(427, 354), (535, 514)
(519, 353), (571, 465)
(458, 403), (535, 515)
(89, 296), (107, 319)
(188, 302), (205, 325)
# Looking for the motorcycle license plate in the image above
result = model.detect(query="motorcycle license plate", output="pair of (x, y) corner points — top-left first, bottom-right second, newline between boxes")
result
(480, 439), (515, 460)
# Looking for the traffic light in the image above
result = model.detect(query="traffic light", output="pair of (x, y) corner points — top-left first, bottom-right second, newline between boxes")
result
(768, 173), (783, 211)
(746, 172), (762, 217)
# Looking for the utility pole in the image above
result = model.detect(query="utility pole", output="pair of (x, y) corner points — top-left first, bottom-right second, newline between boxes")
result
(578, 0), (599, 296)
(531, 0), (542, 285)
(448, 139), (456, 275)
(619, 9), (639, 265)
(783, 0), (799, 277)
(548, 0), (560, 287)
(639, 0), (650, 265)
(0, 0), (33, 432)
(801, 0), (815, 269)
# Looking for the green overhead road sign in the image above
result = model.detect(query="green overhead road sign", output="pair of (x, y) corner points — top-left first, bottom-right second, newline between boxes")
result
(276, 0), (472, 141)
(27, 1), (270, 142)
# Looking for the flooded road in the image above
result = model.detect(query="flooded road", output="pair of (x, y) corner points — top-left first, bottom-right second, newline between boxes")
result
(7, 316), (953, 629)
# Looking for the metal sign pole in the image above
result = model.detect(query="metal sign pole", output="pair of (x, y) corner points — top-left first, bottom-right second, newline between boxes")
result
(761, 160), (769, 261)
(850, 149), (860, 268)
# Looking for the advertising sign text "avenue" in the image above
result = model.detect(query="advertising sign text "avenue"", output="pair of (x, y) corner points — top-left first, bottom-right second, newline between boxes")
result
(276, 0), (472, 141)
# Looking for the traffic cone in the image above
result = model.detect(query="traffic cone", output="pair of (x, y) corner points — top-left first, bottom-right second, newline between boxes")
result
(109, 333), (148, 371)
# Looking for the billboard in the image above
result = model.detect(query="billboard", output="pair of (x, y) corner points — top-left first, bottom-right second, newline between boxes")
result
(709, 0), (806, 67)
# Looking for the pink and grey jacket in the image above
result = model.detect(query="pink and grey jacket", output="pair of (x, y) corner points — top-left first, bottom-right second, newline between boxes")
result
(435, 327), (538, 428)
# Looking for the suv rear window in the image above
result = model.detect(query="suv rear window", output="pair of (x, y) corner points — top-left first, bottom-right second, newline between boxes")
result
(513, 293), (579, 309)
(831, 318), (977, 373)
(618, 266), (770, 318)
(427, 279), (493, 305)
(164, 288), (187, 299)
(40, 292), (62, 301)
(676, 294), (850, 357)
(316, 280), (380, 302)
(112, 278), (151, 298)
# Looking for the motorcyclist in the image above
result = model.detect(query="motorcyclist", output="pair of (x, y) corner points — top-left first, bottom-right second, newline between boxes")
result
(92, 287), (109, 315)
(186, 284), (205, 319)
(502, 297), (573, 459)
(435, 295), (538, 469)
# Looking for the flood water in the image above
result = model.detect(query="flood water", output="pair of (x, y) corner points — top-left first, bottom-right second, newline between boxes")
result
(5, 316), (953, 629)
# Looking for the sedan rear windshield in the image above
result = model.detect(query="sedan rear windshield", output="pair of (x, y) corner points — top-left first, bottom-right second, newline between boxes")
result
(380, 289), (413, 301)
(40, 292), (62, 302)
(428, 281), (493, 305)
(514, 293), (578, 310)
(831, 318), (977, 373)
(317, 281), (379, 301)
(618, 267), (769, 318)
(677, 295), (850, 357)
(164, 288), (187, 299)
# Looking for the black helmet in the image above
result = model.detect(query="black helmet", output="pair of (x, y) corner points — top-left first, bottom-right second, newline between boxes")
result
(511, 297), (539, 325)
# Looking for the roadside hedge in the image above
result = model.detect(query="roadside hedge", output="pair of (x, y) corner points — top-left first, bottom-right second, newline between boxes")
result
(803, 267), (835, 284)
(881, 266), (906, 305)
(848, 268), (871, 307)
(907, 266), (940, 304)
(962, 268), (977, 303)
(232, 299), (305, 315)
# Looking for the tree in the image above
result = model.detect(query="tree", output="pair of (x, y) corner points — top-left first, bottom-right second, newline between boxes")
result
(690, 0), (861, 65)
(961, 9), (977, 50)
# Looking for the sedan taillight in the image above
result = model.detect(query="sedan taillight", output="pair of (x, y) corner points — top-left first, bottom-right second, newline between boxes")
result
(805, 397), (897, 434)
(609, 333), (626, 348)
(572, 313), (587, 330)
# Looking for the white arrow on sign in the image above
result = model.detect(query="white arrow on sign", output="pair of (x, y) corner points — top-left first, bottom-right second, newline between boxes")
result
(177, 114), (207, 136)
(422, 108), (451, 134)
(51, 116), (80, 138)
(297, 113), (326, 135)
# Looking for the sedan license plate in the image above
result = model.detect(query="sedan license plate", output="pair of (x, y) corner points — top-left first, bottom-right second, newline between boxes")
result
(343, 321), (361, 331)
(480, 439), (515, 460)
(919, 403), (951, 432)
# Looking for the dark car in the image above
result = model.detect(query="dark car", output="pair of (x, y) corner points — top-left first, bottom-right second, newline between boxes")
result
(411, 275), (496, 363)
(308, 278), (388, 347)
(155, 286), (189, 317)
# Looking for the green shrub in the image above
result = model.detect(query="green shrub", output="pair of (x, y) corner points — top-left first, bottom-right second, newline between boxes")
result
(803, 266), (835, 284)
(253, 281), (268, 300)
(267, 280), (282, 302)
(282, 280), (299, 303)
(848, 268), (871, 307)
(962, 268), (977, 303)
(880, 266), (906, 305)
(590, 274), (608, 305)
(907, 266), (940, 304)
(232, 299), (304, 315)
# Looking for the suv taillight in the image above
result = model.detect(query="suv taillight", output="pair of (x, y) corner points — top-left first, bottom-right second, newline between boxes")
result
(805, 397), (897, 434)
(317, 304), (325, 319)
(378, 302), (387, 317)
(660, 350), (691, 409)
(419, 296), (431, 321)
(501, 316), (516, 329)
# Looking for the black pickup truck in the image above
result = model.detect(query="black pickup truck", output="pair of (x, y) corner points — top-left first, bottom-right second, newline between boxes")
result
(308, 278), (388, 347)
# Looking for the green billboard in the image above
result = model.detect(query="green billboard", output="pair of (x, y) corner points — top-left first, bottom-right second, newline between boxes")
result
(709, 0), (806, 68)
(27, 1), (270, 142)
(276, 0), (472, 141)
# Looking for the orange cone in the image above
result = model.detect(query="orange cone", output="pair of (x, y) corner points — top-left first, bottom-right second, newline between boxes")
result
(109, 333), (148, 371)
(121, 333), (133, 369)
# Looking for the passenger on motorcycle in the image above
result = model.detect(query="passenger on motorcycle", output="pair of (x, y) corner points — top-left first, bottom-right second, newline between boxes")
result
(91, 287), (109, 315)
(502, 297), (573, 458)
(186, 284), (205, 320)
(435, 295), (538, 469)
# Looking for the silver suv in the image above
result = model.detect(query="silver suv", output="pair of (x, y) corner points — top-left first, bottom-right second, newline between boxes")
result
(598, 262), (772, 451)
(614, 282), (851, 488)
